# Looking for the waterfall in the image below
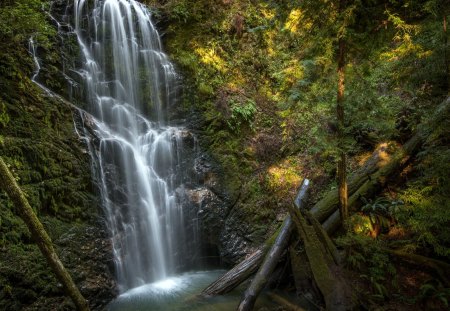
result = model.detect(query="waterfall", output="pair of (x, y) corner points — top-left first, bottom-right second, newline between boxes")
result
(71, 0), (194, 292)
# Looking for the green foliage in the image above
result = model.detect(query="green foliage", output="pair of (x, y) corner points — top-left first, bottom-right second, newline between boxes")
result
(170, 2), (190, 22)
(396, 183), (450, 258)
(361, 196), (403, 218)
(337, 230), (397, 302)
(0, 0), (56, 48)
(0, 101), (10, 127)
(226, 99), (257, 133)
(419, 281), (450, 307)
(393, 100), (450, 258)
(359, 196), (403, 235)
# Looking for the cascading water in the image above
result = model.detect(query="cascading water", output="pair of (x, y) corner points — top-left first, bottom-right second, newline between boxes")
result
(72, 0), (195, 292)
(27, 1), (313, 309)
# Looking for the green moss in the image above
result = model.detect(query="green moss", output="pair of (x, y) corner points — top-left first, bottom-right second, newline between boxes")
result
(0, 1), (102, 309)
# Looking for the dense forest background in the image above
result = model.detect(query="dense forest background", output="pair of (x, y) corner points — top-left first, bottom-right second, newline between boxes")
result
(0, 0), (449, 310)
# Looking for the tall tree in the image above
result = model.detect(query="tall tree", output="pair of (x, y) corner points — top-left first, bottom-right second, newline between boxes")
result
(298, 0), (385, 222)
(336, 0), (348, 223)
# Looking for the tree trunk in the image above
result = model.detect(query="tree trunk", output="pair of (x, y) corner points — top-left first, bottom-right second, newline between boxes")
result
(288, 202), (353, 310)
(310, 143), (392, 222)
(0, 157), (90, 311)
(236, 180), (310, 311)
(337, 26), (348, 224)
(202, 249), (265, 296)
(444, 14), (448, 91)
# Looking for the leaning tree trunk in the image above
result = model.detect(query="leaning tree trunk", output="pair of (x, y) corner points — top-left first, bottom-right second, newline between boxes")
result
(236, 180), (310, 311)
(202, 211), (294, 297)
(0, 157), (90, 311)
(202, 249), (265, 296)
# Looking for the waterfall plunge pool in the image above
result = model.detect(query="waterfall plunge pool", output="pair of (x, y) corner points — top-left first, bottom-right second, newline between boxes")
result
(107, 270), (279, 311)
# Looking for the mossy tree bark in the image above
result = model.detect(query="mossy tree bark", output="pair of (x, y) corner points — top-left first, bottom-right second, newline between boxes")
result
(236, 179), (310, 311)
(288, 195), (352, 310)
(0, 157), (90, 311)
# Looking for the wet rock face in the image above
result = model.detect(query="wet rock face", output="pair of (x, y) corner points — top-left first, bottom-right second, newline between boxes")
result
(219, 207), (270, 265)
(185, 187), (227, 248)
(174, 150), (228, 268)
(180, 151), (267, 267)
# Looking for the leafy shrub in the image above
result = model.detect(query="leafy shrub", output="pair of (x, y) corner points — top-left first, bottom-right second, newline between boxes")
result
(337, 221), (397, 302)
(226, 99), (257, 133)
(418, 281), (450, 308)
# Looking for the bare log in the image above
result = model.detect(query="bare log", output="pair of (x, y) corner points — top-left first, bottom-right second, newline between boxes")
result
(202, 249), (264, 296)
(0, 157), (90, 311)
(236, 180), (310, 311)
(236, 217), (294, 311)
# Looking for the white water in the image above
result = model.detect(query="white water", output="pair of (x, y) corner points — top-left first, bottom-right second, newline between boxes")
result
(72, 0), (193, 291)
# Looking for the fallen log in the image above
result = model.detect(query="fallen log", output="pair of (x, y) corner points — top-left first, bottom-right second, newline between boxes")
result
(0, 157), (90, 311)
(288, 198), (353, 310)
(202, 249), (264, 296)
(202, 222), (286, 296)
(236, 180), (310, 311)
(205, 98), (449, 308)
(319, 131), (423, 234)
(316, 97), (449, 228)
(202, 179), (338, 297)
(310, 143), (391, 222)
(203, 134), (423, 299)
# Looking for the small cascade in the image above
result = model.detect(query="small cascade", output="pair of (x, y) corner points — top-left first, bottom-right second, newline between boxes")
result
(29, 38), (54, 96)
(69, 0), (200, 292)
